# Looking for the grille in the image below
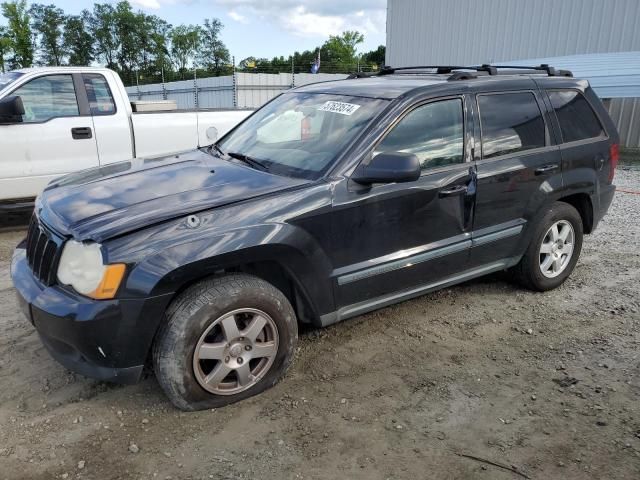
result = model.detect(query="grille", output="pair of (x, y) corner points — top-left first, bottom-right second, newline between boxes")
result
(25, 215), (63, 286)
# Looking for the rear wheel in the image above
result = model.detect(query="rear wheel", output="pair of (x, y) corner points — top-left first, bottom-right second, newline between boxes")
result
(512, 202), (584, 291)
(153, 274), (298, 411)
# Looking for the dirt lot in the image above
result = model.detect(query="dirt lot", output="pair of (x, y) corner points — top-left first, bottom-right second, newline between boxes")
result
(1, 169), (639, 480)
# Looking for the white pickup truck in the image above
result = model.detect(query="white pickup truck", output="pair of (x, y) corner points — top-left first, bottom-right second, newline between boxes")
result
(0, 67), (251, 206)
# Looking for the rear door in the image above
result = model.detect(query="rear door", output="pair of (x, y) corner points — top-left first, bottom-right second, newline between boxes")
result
(0, 73), (99, 200)
(330, 96), (477, 309)
(82, 72), (134, 165)
(469, 88), (563, 268)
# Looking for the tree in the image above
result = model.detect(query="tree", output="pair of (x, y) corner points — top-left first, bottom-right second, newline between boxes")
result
(139, 14), (171, 80)
(89, 3), (119, 70)
(361, 45), (385, 68)
(1, 0), (34, 68)
(169, 24), (201, 76)
(113, 1), (145, 76)
(29, 3), (67, 66)
(197, 18), (229, 74)
(63, 11), (93, 66)
(322, 30), (364, 71)
(0, 26), (11, 72)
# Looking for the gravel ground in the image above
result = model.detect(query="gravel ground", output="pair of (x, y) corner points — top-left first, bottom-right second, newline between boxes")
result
(0, 169), (639, 480)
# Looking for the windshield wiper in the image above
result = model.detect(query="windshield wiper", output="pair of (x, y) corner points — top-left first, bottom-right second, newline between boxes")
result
(227, 151), (269, 171)
(210, 143), (226, 158)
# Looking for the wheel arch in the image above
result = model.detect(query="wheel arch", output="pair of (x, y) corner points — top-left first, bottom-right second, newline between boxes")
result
(556, 192), (594, 234)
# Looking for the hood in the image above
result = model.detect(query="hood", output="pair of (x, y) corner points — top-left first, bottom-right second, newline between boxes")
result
(37, 149), (308, 242)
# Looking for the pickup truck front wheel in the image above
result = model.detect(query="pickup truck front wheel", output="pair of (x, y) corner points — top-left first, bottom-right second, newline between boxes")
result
(152, 274), (298, 411)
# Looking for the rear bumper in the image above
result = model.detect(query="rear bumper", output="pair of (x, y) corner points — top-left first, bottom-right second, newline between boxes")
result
(592, 183), (616, 230)
(11, 247), (173, 384)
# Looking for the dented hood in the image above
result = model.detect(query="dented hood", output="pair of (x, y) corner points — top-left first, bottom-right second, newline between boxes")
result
(36, 149), (307, 242)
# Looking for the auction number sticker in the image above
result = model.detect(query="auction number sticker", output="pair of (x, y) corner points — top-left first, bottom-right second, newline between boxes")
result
(319, 101), (361, 115)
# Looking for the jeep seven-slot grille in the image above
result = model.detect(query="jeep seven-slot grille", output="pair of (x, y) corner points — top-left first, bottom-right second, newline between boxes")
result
(26, 215), (63, 286)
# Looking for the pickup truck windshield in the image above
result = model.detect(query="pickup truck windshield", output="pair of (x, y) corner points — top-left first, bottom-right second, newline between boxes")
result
(216, 92), (388, 179)
(0, 72), (23, 91)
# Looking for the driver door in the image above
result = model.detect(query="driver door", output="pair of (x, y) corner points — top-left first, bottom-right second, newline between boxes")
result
(0, 74), (99, 200)
(329, 96), (476, 310)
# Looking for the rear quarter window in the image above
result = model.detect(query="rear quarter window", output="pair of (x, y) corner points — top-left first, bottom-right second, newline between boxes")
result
(548, 90), (604, 143)
(478, 92), (546, 159)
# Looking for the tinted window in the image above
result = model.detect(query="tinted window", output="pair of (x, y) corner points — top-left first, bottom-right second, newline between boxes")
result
(12, 74), (79, 123)
(376, 98), (464, 170)
(478, 92), (545, 159)
(548, 90), (604, 142)
(83, 73), (116, 115)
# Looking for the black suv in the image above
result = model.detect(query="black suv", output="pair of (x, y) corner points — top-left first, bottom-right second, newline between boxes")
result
(12, 65), (618, 410)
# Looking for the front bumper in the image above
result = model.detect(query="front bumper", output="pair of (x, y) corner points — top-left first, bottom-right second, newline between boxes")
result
(11, 246), (173, 384)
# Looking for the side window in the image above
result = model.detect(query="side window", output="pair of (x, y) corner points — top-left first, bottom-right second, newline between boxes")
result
(376, 98), (464, 170)
(548, 90), (604, 143)
(83, 73), (116, 115)
(12, 74), (79, 123)
(478, 92), (546, 159)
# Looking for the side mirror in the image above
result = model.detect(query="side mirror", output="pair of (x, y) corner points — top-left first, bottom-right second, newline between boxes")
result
(0, 96), (25, 123)
(351, 151), (421, 185)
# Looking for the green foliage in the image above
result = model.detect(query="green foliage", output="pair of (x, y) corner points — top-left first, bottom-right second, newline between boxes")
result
(169, 24), (201, 75)
(29, 3), (66, 66)
(197, 18), (230, 75)
(63, 12), (93, 66)
(88, 3), (118, 69)
(0, 0), (382, 81)
(361, 45), (386, 68)
(322, 30), (364, 66)
(0, 26), (11, 72)
(1, 0), (33, 69)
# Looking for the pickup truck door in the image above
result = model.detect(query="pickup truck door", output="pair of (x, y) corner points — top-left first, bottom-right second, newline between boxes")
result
(82, 72), (134, 165)
(0, 73), (99, 200)
(329, 96), (477, 311)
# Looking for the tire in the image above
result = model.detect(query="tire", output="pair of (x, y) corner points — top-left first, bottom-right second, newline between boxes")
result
(152, 273), (298, 411)
(512, 202), (584, 292)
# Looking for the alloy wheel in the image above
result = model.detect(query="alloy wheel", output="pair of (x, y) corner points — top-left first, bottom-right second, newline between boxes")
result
(192, 308), (279, 395)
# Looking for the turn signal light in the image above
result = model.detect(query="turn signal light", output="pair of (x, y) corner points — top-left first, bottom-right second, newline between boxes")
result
(88, 264), (127, 300)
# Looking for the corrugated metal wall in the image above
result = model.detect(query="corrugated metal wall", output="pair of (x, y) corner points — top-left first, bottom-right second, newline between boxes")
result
(608, 98), (640, 147)
(386, 0), (640, 147)
(386, 0), (640, 66)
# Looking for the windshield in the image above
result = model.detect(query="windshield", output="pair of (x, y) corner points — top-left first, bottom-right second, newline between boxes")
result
(0, 72), (23, 92)
(216, 92), (388, 179)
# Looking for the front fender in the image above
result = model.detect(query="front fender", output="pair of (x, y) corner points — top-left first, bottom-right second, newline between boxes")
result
(120, 222), (335, 319)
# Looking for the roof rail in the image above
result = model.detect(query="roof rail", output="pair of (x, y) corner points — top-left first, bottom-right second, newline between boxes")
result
(360, 64), (573, 80)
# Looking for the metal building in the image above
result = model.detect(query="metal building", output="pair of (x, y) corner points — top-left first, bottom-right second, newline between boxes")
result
(385, 0), (640, 147)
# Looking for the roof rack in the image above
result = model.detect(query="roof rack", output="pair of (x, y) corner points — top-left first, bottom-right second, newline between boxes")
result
(365, 64), (573, 80)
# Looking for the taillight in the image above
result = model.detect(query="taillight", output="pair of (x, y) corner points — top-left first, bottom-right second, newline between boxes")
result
(608, 143), (619, 183)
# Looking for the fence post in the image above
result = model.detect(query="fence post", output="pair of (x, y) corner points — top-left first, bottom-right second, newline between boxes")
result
(232, 56), (238, 108)
(193, 67), (199, 108)
(161, 66), (167, 100)
(291, 56), (295, 88)
(135, 70), (141, 101)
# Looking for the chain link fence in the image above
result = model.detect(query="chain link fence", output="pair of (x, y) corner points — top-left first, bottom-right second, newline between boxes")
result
(123, 60), (382, 110)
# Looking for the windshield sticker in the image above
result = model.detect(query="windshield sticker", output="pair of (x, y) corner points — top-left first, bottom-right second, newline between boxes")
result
(318, 101), (361, 116)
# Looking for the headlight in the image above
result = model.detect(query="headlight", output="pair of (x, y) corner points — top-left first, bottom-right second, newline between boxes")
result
(57, 240), (126, 299)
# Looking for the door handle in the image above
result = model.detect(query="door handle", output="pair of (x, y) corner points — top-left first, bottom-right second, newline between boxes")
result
(439, 185), (468, 198)
(534, 164), (558, 175)
(71, 127), (92, 140)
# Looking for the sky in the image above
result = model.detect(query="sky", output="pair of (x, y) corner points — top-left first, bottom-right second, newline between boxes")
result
(16, 0), (388, 62)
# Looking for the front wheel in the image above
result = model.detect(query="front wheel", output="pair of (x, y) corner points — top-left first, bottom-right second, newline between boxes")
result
(512, 202), (584, 291)
(152, 274), (298, 411)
